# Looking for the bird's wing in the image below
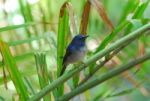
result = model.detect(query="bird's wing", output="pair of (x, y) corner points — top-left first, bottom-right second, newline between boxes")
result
(63, 45), (74, 65)
(60, 45), (74, 76)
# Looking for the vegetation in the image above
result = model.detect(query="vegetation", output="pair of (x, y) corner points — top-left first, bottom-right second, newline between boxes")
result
(0, 0), (150, 101)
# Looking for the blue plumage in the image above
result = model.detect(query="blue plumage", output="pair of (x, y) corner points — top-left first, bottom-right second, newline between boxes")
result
(59, 34), (88, 76)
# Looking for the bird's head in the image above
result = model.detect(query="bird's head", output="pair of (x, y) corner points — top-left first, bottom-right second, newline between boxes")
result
(71, 34), (88, 47)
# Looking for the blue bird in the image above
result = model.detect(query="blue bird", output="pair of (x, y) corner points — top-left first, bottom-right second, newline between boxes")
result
(59, 34), (88, 76)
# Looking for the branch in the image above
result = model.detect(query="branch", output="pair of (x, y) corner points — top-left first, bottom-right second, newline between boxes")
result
(78, 40), (131, 86)
(58, 53), (150, 101)
(28, 23), (150, 101)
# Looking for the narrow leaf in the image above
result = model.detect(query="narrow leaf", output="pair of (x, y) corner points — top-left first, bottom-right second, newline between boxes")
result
(0, 41), (29, 100)
(57, 1), (70, 97)
(35, 53), (51, 101)
(90, 0), (114, 30)
(0, 22), (35, 33)
(79, 1), (91, 35)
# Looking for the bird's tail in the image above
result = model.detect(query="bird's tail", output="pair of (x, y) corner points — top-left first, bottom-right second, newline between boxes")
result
(59, 64), (67, 76)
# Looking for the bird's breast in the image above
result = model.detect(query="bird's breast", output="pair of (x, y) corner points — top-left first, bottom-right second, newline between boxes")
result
(67, 46), (87, 64)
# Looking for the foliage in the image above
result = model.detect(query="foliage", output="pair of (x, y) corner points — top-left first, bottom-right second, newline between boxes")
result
(0, 0), (150, 101)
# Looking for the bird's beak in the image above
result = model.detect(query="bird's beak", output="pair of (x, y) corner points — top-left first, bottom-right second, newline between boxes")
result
(84, 35), (89, 38)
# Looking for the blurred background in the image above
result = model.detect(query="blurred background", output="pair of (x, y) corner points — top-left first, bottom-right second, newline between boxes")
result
(0, 0), (150, 101)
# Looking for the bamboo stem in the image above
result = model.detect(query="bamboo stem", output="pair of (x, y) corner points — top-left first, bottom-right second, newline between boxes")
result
(58, 53), (150, 101)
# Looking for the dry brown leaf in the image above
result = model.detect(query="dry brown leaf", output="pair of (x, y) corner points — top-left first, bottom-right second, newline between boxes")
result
(66, 3), (77, 34)
(89, 0), (114, 31)
(106, 56), (149, 96)
(135, 40), (145, 73)
(79, 1), (91, 35)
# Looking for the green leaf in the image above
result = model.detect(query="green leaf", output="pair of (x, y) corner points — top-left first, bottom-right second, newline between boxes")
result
(0, 22), (35, 33)
(129, 19), (143, 30)
(95, 20), (129, 53)
(23, 77), (36, 95)
(72, 72), (80, 88)
(7, 34), (48, 46)
(101, 88), (135, 100)
(57, 2), (70, 77)
(118, 0), (139, 23)
(34, 53), (51, 101)
(57, 2), (70, 97)
(0, 96), (5, 101)
(124, 0), (150, 35)
(0, 41), (29, 100)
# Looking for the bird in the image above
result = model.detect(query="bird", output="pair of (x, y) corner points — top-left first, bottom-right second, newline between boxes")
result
(59, 34), (88, 76)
